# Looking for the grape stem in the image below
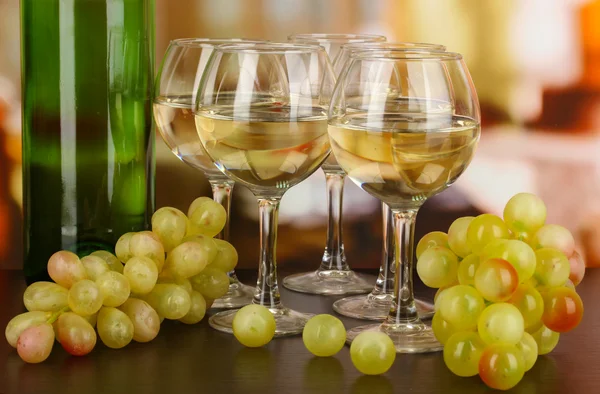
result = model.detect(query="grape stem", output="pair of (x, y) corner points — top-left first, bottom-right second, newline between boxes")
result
(46, 306), (70, 324)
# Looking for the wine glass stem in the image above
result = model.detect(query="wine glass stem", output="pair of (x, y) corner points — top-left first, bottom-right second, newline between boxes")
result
(210, 180), (239, 283)
(254, 197), (282, 308)
(373, 203), (395, 296)
(319, 173), (349, 272)
(384, 208), (420, 325)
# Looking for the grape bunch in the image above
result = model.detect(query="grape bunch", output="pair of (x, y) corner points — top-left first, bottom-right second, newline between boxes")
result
(416, 193), (585, 390)
(5, 197), (237, 363)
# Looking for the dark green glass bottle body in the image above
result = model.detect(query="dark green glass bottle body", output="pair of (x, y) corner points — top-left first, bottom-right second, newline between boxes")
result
(21, 0), (156, 283)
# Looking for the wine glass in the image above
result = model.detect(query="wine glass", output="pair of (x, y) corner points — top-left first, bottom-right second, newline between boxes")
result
(283, 33), (386, 295)
(153, 38), (264, 309)
(328, 50), (480, 352)
(331, 42), (447, 321)
(195, 43), (336, 336)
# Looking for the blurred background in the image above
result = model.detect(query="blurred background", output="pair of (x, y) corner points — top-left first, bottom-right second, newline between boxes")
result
(2, 0), (600, 270)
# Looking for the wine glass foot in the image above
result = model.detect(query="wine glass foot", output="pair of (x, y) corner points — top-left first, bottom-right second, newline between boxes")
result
(333, 295), (434, 321)
(345, 322), (443, 353)
(211, 282), (255, 309)
(282, 270), (372, 295)
(209, 305), (313, 337)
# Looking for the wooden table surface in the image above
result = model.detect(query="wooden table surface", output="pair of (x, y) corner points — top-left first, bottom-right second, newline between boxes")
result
(0, 268), (598, 394)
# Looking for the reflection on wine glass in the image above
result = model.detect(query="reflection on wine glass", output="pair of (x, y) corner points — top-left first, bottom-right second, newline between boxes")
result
(195, 43), (336, 336)
(283, 33), (386, 296)
(331, 42), (447, 321)
(153, 38), (265, 309)
(328, 50), (480, 352)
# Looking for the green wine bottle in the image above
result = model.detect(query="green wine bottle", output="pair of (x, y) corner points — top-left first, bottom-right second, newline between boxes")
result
(21, 0), (156, 283)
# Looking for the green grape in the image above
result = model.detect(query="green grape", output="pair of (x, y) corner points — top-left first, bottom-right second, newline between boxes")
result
(56, 312), (96, 356)
(534, 248), (570, 288)
(515, 332), (538, 372)
(478, 343), (525, 390)
(232, 304), (276, 347)
(416, 231), (449, 259)
(443, 331), (485, 377)
(16, 322), (55, 364)
(434, 283), (457, 310)
(448, 217), (474, 257)
(83, 313), (98, 327)
(350, 331), (396, 375)
(474, 258), (519, 302)
(67, 280), (104, 316)
(211, 239), (239, 273)
(478, 303), (524, 345)
(96, 271), (131, 307)
(179, 291), (207, 325)
(480, 239), (536, 283)
(457, 254), (480, 286)
(302, 314), (346, 357)
(190, 267), (230, 300)
(5, 311), (52, 348)
(158, 276), (193, 295)
(432, 312), (462, 345)
(186, 197), (227, 238)
(416, 247), (458, 288)
(531, 224), (575, 257)
(165, 241), (211, 279)
(23, 281), (68, 312)
(503, 193), (547, 235)
(123, 256), (159, 295)
(91, 250), (124, 274)
(47, 250), (88, 289)
(115, 232), (135, 263)
(439, 285), (485, 331)
(119, 298), (161, 342)
(507, 283), (544, 331)
(466, 214), (510, 253)
(129, 231), (165, 272)
(181, 234), (218, 264)
(151, 206), (188, 252)
(532, 324), (560, 355)
(97, 307), (134, 349)
(143, 283), (191, 320)
(81, 255), (110, 281)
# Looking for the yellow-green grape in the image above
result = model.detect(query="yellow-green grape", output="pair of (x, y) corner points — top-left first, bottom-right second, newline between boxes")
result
(448, 217), (474, 257)
(179, 291), (208, 325)
(95, 271), (131, 307)
(23, 281), (68, 312)
(211, 239), (238, 273)
(432, 312), (462, 345)
(416, 231), (449, 259)
(81, 255), (110, 281)
(181, 234), (218, 264)
(68, 279), (104, 316)
(480, 239), (536, 283)
(97, 307), (134, 349)
(5, 311), (52, 348)
(534, 248), (570, 288)
(503, 193), (547, 236)
(350, 331), (396, 375)
(531, 224), (575, 257)
(531, 324), (560, 355)
(474, 258), (519, 303)
(47, 250), (88, 289)
(91, 250), (124, 274)
(129, 231), (165, 272)
(83, 313), (98, 327)
(507, 283), (544, 331)
(478, 303), (524, 345)
(151, 207), (188, 252)
(16, 322), (55, 364)
(478, 343), (525, 391)
(232, 304), (276, 347)
(56, 312), (97, 356)
(443, 331), (486, 377)
(118, 298), (160, 342)
(466, 214), (510, 253)
(143, 283), (191, 320)
(302, 314), (346, 357)
(186, 197), (227, 238)
(457, 254), (480, 286)
(158, 276), (193, 295)
(515, 332), (538, 371)
(123, 256), (159, 295)
(190, 267), (230, 300)
(115, 232), (135, 263)
(434, 283), (457, 310)
(439, 285), (485, 331)
(165, 241), (210, 279)
(416, 247), (458, 288)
